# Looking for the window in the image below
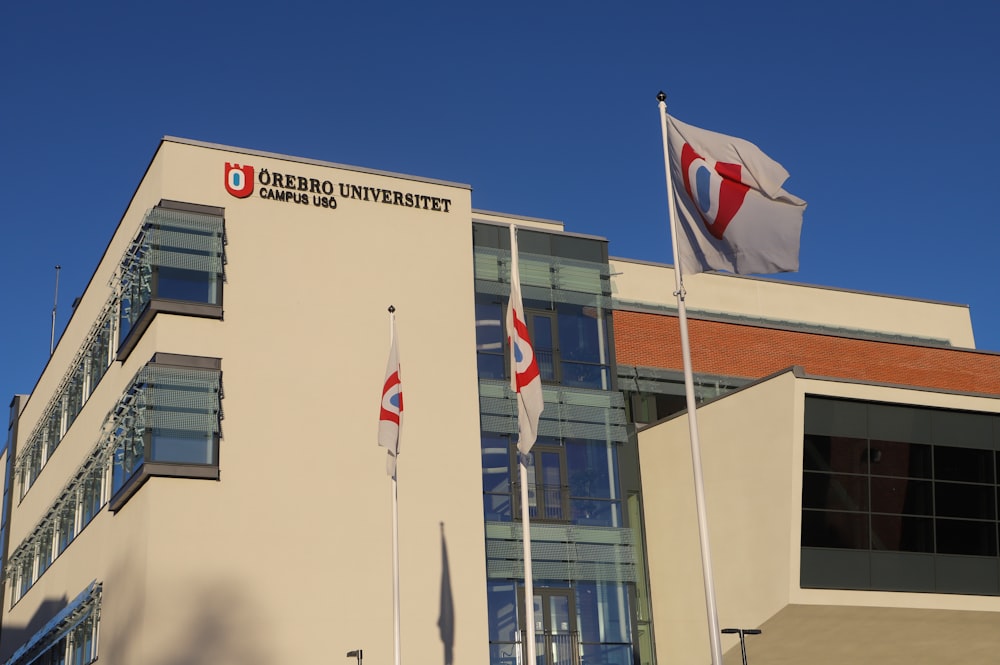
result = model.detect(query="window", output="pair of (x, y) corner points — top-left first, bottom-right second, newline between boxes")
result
(15, 305), (117, 499)
(109, 354), (223, 511)
(6, 583), (101, 665)
(118, 201), (226, 358)
(801, 396), (1000, 595)
(474, 294), (611, 391)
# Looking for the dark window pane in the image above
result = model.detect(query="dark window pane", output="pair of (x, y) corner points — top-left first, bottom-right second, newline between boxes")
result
(935, 447), (994, 483)
(802, 510), (870, 549)
(518, 230), (551, 255)
(871, 477), (933, 516)
(567, 441), (617, 499)
(472, 223), (502, 249)
(482, 439), (510, 494)
(530, 314), (556, 382)
(475, 301), (504, 351)
(936, 482), (996, 520)
(155, 267), (220, 304)
(486, 582), (518, 642)
(539, 451), (564, 520)
(802, 472), (868, 511)
(552, 235), (605, 263)
(869, 440), (932, 478)
(803, 435), (868, 474)
(868, 403), (933, 444)
(561, 362), (608, 390)
(477, 353), (506, 380)
(871, 514), (934, 552)
(557, 304), (602, 364)
(484, 493), (511, 521)
(571, 498), (621, 527)
(936, 519), (997, 556)
(804, 397), (867, 438)
(932, 410), (995, 448)
(150, 431), (215, 465)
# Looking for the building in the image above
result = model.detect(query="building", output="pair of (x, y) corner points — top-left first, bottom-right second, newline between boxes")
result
(1, 137), (999, 665)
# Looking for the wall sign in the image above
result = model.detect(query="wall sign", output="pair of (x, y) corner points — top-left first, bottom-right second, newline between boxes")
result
(224, 162), (451, 213)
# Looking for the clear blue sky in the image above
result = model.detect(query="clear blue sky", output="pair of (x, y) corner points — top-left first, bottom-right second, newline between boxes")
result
(2, 0), (998, 404)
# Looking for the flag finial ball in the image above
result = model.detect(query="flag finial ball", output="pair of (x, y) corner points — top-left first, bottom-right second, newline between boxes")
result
(388, 305), (395, 314)
(656, 91), (666, 102)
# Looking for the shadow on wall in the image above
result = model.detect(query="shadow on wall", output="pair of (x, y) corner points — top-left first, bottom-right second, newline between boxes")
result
(95, 555), (273, 665)
(0, 594), (70, 662)
(150, 583), (273, 665)
(438, 522), (455, 665)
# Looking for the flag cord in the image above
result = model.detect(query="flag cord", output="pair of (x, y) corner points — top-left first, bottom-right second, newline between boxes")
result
(658, 92), (725, 665)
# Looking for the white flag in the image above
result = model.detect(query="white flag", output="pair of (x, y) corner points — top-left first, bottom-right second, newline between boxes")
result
(667, 114), (806, 275)
(378, 312), (403, 476)
(506, 226), (544, 455)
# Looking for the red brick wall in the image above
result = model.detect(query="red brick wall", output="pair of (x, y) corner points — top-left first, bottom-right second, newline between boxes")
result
(614, 310), (1000, 396)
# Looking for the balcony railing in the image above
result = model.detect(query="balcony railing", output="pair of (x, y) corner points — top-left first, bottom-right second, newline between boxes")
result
(505, 630), (581, 665)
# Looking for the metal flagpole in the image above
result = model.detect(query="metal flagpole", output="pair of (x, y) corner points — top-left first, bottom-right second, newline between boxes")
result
(392, 472), (401, 665)
(519, 456), (537, 665)
(657, 91), (725, 665)
(388, 308), (402, 665)
(510, 225), (538, 665)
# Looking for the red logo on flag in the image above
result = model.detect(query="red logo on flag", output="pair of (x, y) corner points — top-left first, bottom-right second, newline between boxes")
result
(380, 369), (403, 426)
(510, 310), (540, 391)
(225, 163), (255, 198)
(680, 143), (750, 239)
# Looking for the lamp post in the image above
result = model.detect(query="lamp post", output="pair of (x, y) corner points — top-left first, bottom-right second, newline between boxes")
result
(345, 649), (363, 665)
(721, 628), (761, 665)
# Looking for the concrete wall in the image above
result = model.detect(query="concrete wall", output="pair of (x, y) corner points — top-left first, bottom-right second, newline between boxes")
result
(4, 138), (489, 665)
(638, 370), (1000, 665)
(638, 370), (801, 665)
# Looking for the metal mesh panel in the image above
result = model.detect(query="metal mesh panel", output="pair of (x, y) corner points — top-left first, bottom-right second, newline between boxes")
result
(479, 379), (628, 443)
(484, 521), (636, 583)
(145, 207), (225, 274)
(137, 365), (222, 433)
(474, 247), (611, 301)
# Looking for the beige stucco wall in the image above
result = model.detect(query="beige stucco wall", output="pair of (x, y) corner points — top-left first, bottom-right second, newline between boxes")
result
(639, 370), (1000, 665)
(638, 370), (800, 665)
(3, 138), (489, 664)
(610, 258), (977, 348)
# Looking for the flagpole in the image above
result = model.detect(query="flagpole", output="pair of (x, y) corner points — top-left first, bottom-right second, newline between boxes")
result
(388, 306), (402, 665)
(510, 225), (538, 665)
(657, 91), (725, 665)
(519, 455), (537, 663)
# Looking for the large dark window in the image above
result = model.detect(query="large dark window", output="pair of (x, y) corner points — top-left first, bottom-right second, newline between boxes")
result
(801, 396), (1000, 595)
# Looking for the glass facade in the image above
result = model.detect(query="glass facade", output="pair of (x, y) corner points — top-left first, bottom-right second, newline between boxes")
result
(14, 305), (116, 499)
(801, 395), (1000, 595)
(473, 222), (651, 665)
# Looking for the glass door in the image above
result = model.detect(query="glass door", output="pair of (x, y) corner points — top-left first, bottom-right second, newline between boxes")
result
(518, 587), (579, 665)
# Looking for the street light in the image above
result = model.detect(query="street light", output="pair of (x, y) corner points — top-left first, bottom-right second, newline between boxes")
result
(345, 649), (363, 665)
(721, 628), (761, 665)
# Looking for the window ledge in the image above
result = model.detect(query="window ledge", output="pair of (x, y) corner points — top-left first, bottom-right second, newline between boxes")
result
(117, 299), (223, 362)
(109, 462), (220, 513)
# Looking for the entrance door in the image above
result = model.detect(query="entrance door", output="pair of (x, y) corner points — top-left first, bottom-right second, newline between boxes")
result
(518, 587), (578, 665)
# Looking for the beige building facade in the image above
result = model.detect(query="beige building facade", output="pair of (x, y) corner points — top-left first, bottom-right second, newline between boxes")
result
(2, 137), (999, 665)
